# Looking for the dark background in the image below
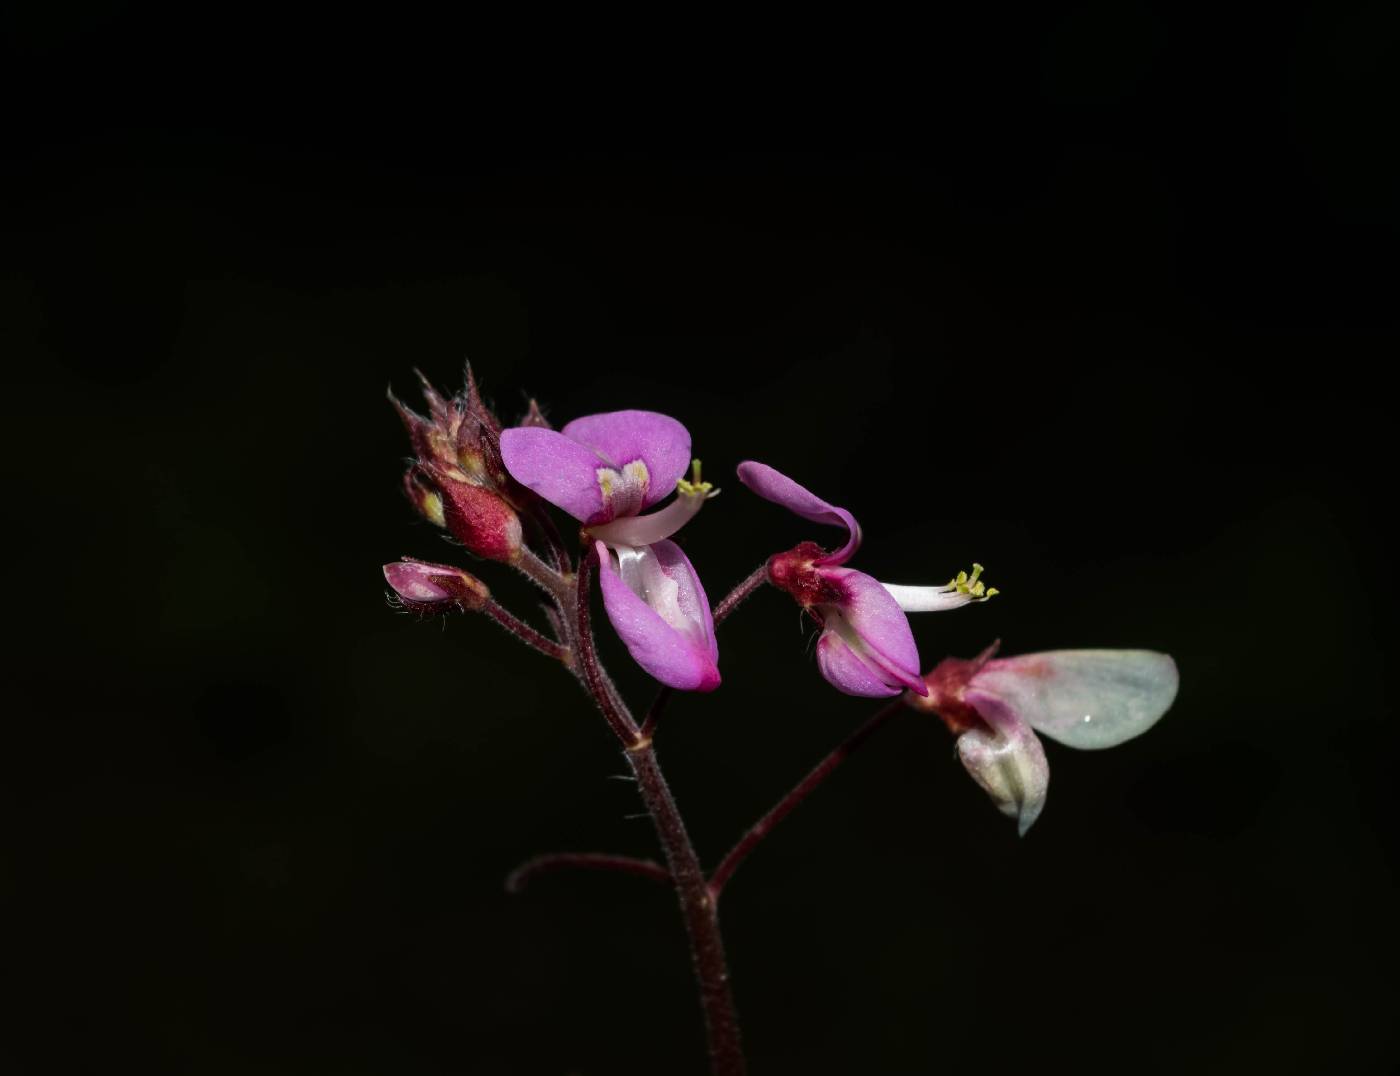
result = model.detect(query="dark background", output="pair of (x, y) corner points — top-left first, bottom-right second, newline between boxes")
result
(6, 6), (1397, 1074)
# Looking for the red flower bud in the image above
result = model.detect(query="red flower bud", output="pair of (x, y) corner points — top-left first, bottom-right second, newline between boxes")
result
(383, 557), (490, 614)
(417, 463), (523, 563)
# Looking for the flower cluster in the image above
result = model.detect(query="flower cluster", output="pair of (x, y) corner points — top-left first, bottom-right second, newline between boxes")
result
(382, 375), (1178, 833)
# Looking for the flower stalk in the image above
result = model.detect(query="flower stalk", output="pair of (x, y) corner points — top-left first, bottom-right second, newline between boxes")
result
(709, 698), (905, 898)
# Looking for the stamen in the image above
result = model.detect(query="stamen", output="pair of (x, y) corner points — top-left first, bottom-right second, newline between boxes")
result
(884, 564), (999, 612)
(676, 458), (716, 498)
(945, 563), (999, 599)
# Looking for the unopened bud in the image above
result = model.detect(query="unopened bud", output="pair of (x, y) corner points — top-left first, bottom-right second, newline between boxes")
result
(403, 468), (447, 527)
(520, 398), (551, 428)
(390, 367), (508, 488)
(461, 363), (502, 435)
(383, 557), (490, 614)
(419, 463), (522, 563)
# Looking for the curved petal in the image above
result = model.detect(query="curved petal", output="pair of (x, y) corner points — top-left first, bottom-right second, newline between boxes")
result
(959, 689), (1050, 836)
(500, 426), (608, 522)
(822, 568), (926, 695)
(816, 631), (903, 697)
(587, 485), (707, 547)
(594, 540), (720, 692)
(562, 411), (692, 511)
(971, 650), (1178, 750)
(735, 460), (861, 565)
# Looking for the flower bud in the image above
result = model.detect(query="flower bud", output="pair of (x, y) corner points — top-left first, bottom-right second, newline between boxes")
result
(520, 397), (551, 429)
(383, 557), (490, 614)
(389, 366), (507, 489)
(402, 468), (447, 527)
(417, 463), (523, 564)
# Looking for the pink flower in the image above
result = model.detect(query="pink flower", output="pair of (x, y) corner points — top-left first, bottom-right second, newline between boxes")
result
(501, 411), (720, 692)
(737, 461), (995, 699)
(914, 645), (1180, 834)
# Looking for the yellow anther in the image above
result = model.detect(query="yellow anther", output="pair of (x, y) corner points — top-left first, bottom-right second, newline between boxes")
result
(946, 563), (998, 601)
(676, 458), (714, 498)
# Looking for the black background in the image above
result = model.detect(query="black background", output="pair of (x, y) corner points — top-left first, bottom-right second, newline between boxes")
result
(6, 6), (1397, 1074)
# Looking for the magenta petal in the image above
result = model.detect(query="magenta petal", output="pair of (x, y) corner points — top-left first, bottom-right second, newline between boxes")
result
(648, 539), (720, 666)
(816, 631), (903, 697)
(561, 411), (692, 510)
(594, 540), (721, 692)
(735, 460), (861, 565)
(499, 426), (608, 522)
(824, 568), (926, 694)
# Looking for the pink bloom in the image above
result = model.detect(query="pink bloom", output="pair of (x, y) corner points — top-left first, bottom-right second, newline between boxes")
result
(737, 461), (995, 699)
(501, 411), (720, 692)
(916, 645), (1180, 834)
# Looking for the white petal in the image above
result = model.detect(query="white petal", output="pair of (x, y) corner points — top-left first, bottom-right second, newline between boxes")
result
(881, 582), (977, 613)
(971, 650), (1179, 751)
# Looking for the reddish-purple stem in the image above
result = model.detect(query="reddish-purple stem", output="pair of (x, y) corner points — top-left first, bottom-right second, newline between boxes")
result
(570, 552), (745, 1076)
(713, 563), (769, 626)
(505, 852), (671, 893)
(574, 551), (643, 747)
(638, 686), (674, 742)
(709, 698), (905, 898)
(627, 742), (745, 1076)
(484, 600), (571, 664)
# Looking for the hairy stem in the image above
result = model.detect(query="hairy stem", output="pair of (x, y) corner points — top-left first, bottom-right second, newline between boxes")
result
(484, 600), (572, 665)
(569, 551), (745, 1075)
(709, 699), (905, 898)
(574, 551), (643, 747)
(505, 852), (671, 893)
(638, 686), (674, 742)
(517, 544), (575, 604)
(713, 563), (769, 626)
(628, 742), (746, 1076)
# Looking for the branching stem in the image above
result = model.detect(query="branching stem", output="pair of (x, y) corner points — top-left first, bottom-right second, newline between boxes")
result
(709, 699), (905, 899)
(483, 600), (572, 664)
